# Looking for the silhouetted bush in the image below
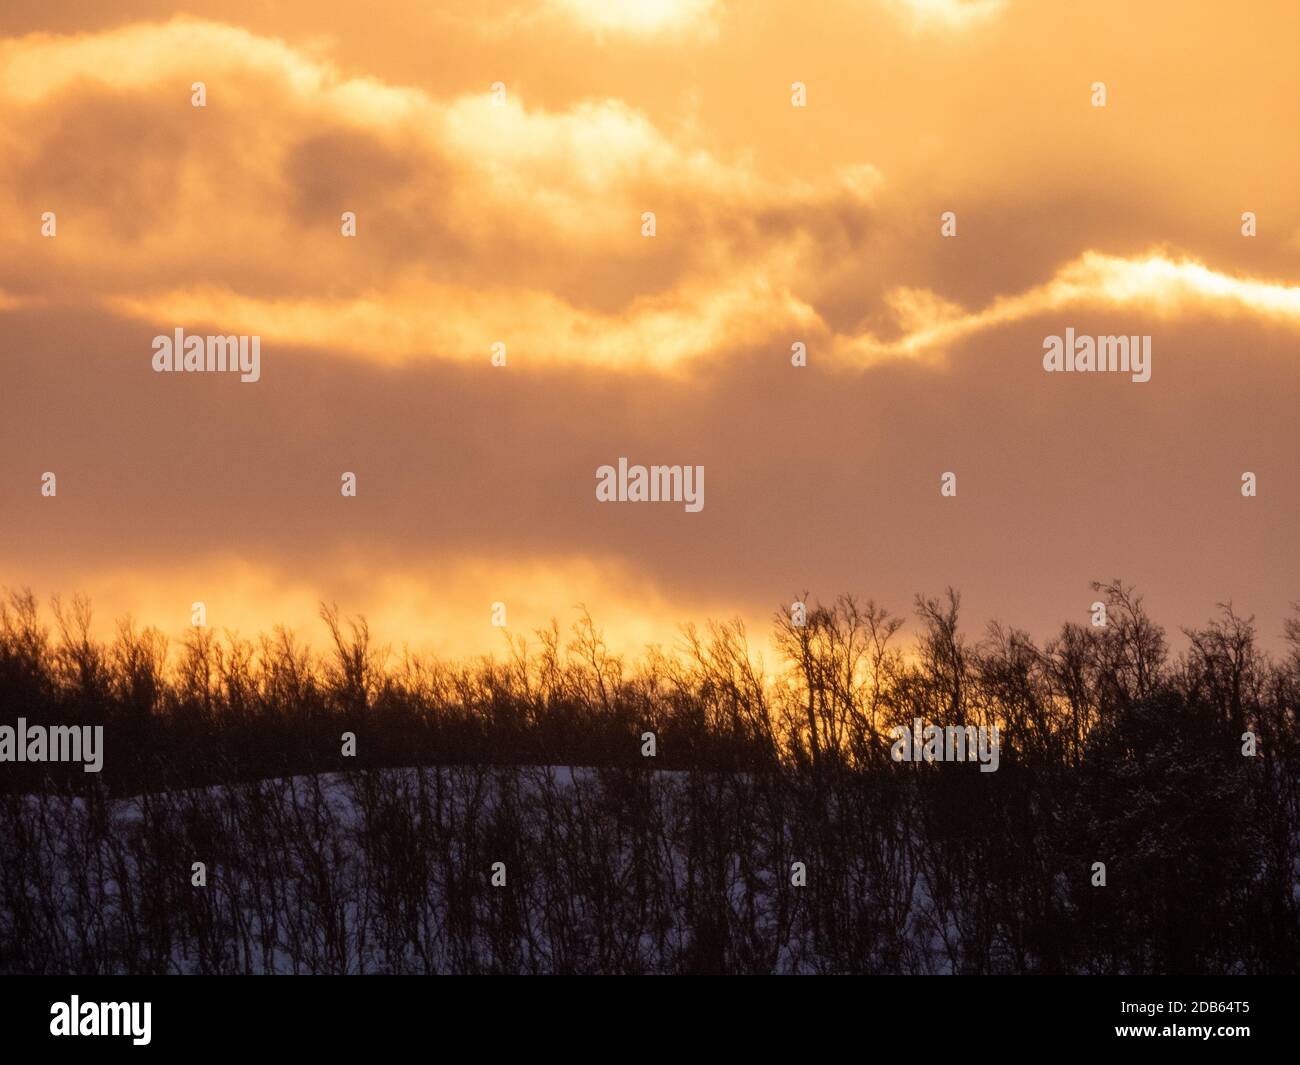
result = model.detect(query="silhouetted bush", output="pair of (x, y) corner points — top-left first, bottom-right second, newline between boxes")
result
(0, 582), (1296, 973)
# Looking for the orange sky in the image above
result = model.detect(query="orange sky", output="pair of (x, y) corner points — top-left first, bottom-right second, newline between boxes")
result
(0, 0), (1296, 659)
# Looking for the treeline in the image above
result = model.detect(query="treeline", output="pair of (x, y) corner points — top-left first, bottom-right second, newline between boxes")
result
(0, 582), (1297, 973)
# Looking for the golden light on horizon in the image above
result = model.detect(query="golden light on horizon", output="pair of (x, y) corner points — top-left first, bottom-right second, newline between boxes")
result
(0, 0), (1296, 660)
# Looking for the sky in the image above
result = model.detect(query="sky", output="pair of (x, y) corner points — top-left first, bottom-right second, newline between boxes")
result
(0, 0), (1296, 661)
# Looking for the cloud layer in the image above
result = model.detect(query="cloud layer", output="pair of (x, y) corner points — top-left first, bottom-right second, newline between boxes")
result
(1, 3), (1296, 655)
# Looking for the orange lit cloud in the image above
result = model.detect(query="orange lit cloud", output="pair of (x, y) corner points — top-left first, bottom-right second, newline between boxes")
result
(838, 252), (1300, 364)
(1, 3), (1297, 659)
(885, 0), (1007, 31)
(0, 17), (878, 370)
(545, 0), (719, 36)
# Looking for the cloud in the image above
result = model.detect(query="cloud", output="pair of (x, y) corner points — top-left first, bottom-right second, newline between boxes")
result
(0, 17), (878, 368)
(2, 4), (1297, 660)
(884, 0), (1008, 31)
(545, 0), (719, 36)
(2, 296), (1296, 656)
(103, 259), (827, 371)
(7, 16), (1300, 379)
(835, 251), (1300, 365)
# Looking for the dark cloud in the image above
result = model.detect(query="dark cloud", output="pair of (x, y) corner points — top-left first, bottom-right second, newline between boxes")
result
(1, 302), (1295, 648)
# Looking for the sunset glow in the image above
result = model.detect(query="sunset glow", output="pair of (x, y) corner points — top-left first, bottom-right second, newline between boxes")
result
(1, 0), (1296, 659)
